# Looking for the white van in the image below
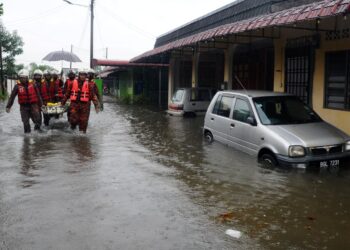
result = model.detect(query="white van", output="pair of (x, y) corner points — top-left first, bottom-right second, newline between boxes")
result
(167, 88), (217, 116)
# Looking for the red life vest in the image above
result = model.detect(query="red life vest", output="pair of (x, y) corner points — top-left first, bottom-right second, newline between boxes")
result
(39, 80), (50, 102)
(17, 81), (39, 105)
(70, 80), (90, 102)
(49, 79), (64, 100)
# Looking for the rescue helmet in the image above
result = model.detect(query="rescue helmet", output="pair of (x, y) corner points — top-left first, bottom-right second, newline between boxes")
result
(43, 70), (51, 75)
(51, 69), (59, 76)
(33, 69), (43, 76)
(78, 68), (87, 75)
(18, 69), (29, 78)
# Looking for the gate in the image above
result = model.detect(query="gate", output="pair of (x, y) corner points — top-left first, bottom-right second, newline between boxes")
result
(285, 36), (318, 105)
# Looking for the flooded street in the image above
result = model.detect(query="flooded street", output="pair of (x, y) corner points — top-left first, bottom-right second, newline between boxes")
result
(1, 99), (350, 250)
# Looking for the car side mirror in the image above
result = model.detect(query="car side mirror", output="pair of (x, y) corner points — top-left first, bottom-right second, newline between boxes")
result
(247, 116), (257, 126)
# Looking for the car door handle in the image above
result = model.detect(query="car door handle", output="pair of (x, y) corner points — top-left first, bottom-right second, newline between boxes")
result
(192, 103), (196, 106)
(211, 118), (214, 121)
(230, 123), (235, 128)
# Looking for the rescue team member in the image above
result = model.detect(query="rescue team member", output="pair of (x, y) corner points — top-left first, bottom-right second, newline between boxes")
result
(62, 69), (100, 133)
(87, 68), (103, 110)
(33, 69), (47, 127)
(64, 70), (76, 94)
(50, 70), (64, 102)
(6, 69), (43, 133)
(42, 70), (54, 125)
(34, 69), (50, 106)
(64, 70), (77, 122)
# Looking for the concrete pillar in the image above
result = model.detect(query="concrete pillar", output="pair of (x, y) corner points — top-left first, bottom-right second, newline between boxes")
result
(191, 52), (200, 88)
(273, 39), (285, 93)
(168, 57), (175, 105)
(224, 45), (235, 90)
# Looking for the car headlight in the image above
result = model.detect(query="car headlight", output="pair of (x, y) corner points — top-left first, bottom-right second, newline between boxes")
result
(345, 141), (350, 151)
(289, 145), (306, 158)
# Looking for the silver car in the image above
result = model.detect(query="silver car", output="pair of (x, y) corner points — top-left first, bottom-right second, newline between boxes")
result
(203, 90), (350, 168)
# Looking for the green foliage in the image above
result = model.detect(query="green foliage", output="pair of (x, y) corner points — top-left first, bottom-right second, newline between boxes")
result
(0, 23), (24, 77)
(28, 62), (55, 75)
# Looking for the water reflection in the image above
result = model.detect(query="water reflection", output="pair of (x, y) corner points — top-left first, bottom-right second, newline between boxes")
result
(120, 106), (350, 250)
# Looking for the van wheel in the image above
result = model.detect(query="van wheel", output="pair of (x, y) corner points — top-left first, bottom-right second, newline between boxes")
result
(204, 131), (214, 143)
(260, 154), (278, 168)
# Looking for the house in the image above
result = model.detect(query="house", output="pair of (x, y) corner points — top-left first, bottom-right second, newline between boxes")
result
(129, 0), (350, 134)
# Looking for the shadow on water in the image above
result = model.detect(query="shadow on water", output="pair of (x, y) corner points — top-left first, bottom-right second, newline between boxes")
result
(118, 105), (350, 250)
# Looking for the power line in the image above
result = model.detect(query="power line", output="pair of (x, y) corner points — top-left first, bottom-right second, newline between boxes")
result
(95, 12), (105, 48)
(97, 4), (156, 40)
(5, 5), (66, 26)
(77, 8), (90, 48)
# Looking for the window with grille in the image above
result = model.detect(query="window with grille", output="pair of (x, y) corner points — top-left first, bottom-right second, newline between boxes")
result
(325, 50), (349, 110)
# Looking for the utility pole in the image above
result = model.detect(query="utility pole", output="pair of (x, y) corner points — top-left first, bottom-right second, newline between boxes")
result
(63, 0), (94, 69)
(0, 28), (3, 96)
(105, 47), (108, 59)
(70, 44), (73, 69)
(90, 0), (94, 69)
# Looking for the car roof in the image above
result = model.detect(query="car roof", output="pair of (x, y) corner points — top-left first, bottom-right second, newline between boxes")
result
(219, 90), (294, 98)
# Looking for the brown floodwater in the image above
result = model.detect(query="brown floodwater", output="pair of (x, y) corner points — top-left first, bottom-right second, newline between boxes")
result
(0, 99), (349, 249)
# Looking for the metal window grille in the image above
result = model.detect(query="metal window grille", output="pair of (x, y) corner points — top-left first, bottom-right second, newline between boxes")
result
(325, 50), (350, 110)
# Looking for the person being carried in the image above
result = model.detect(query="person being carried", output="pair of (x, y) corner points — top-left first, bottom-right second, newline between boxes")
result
(6, 69), (43, 133)
(62, 69), (100, 133)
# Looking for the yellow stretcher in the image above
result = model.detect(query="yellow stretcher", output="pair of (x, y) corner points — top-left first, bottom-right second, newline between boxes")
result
(41, 101), (70, 115)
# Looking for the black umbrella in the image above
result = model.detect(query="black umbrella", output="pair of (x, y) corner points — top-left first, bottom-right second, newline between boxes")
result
(42, 50), (82, 62)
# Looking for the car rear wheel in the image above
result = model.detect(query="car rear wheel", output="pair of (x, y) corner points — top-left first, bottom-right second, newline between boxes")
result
(204, 131), (213, 143)
(260, 153), (278, 168)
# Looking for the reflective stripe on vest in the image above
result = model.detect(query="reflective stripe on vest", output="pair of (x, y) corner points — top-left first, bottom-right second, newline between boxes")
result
(70, 80), (90, 102)
(17, 81), (39, 104)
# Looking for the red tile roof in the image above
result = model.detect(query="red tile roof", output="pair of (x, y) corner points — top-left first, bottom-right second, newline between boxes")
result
(131, 0), (350, 62)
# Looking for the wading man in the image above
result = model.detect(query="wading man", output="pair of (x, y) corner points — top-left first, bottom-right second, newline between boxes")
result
(6, 69), (43, 133)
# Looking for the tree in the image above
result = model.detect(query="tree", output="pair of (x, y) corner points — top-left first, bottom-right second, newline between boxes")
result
(28, 62), (56, 75)
(0, 3), (3, 16)
(0, 24), (24, 77)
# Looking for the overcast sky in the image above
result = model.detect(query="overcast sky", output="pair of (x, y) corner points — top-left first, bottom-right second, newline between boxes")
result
(1, 0), (234, 69)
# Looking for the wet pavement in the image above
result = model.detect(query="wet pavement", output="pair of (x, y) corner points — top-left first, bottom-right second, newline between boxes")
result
(0, 99), (350, 250)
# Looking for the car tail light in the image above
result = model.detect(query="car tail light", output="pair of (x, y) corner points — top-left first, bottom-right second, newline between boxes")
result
(169, 103), (183, 110)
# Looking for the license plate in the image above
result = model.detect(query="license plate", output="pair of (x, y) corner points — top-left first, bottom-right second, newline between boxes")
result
(320, 159), (340, 168)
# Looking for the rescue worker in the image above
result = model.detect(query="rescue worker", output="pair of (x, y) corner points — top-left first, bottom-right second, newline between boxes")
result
(64, 70), (77, 122)
(50, 70), (64, 102)
(64, 70), (76, 93)
(43, 70), (51, 88)
(6, 69), (43, 133)
(42, 70), (55, 126)
(34, 69), (50, 106)
(87, 68), (103, 110)
(62, 69), (100, 133)
(33, 69), (48, 127)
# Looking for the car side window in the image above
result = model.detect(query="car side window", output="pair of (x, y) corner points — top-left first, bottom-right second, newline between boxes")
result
(212, 95), (234, 118)
(232, 98), (252, 123)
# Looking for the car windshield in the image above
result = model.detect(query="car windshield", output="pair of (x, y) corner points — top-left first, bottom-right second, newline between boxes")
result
(172, 89), (184, 102)
(253, 96), (322, 125)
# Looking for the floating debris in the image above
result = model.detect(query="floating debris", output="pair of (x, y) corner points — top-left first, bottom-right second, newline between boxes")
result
(225, 229), (242, 239)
